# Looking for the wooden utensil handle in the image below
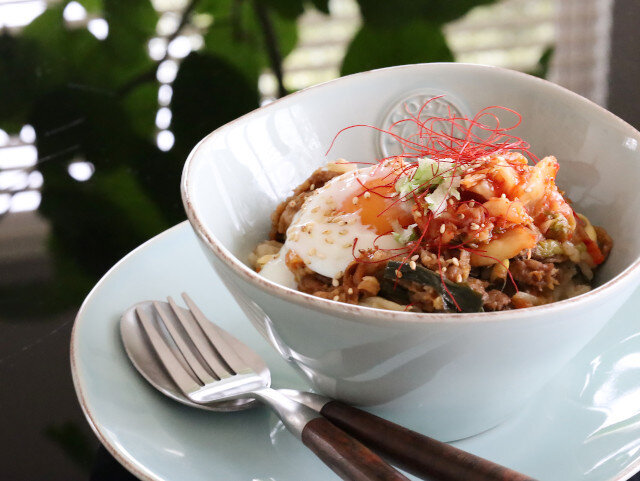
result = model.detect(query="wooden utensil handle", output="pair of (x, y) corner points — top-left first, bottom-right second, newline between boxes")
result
(320, 401), (538, 481)
(302, 417), (411, 481)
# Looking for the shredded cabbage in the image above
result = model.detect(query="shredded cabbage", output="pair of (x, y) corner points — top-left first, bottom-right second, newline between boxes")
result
(394, 157), (462, 216)
(393, 223), (418, 244)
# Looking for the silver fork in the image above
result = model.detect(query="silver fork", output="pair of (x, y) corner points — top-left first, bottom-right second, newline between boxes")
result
(135, 293), (410, 481)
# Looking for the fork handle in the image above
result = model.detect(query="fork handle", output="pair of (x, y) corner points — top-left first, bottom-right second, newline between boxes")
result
(302, 417), (410, 481)
(320, 401), (538, 481)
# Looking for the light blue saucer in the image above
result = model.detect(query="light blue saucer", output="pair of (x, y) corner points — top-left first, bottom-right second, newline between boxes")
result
(71, 222), (640, 481)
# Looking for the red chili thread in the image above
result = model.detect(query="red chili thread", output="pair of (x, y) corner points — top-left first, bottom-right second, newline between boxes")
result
(330, 97), (536, 309)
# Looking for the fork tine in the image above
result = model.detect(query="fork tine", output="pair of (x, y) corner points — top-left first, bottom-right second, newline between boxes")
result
(135, 306), (201, 395)
(167, 296), (232, 379)
(181, 293), (252, 374)
(152, 301), (216, 385)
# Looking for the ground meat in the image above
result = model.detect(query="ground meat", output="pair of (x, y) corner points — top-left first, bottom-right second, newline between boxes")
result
(286, 248), (385, 304)
(342, 251), (386, 302)
(403, 283), (444, 312)
(465, 277), (512, 311)
(419, 248), (472, 283)
(466, 277), (488, 298)
(509, 259), (559, 291)
(270, 168), (341, 241)
(484, 290), (512, 311)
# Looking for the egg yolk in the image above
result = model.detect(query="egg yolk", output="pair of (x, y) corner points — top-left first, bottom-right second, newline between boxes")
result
(339, 174), (414, 235)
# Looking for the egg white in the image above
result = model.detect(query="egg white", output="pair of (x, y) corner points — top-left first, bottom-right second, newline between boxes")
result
(260, 165), (407, 283)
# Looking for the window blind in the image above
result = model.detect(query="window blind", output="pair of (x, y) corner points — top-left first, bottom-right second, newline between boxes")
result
(550, 0), (613, 106)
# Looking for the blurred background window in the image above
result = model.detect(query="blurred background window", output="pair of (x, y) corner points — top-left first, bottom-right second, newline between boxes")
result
(0, 0), (617, 285)
(0, 0), (612, 214)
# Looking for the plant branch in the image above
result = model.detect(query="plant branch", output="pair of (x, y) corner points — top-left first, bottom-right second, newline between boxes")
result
(251, 0), (286, 98)
(117, 0), (200, 97)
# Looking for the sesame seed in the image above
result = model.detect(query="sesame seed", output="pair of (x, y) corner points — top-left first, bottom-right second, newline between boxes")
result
(470, 223), (479, 231)
(310, 183), (315, 191)
(395, 270), (403, 278)
(451, 257), (459, 266)
(311, 207), (319, 213)
(459, 213), (465, 219)
(339, 229), (348, 235)
(308, 248), (316, 256)
(333, 295), (340, 301)
(501, 193), (507, 199)
(364, 191), (371, 199)
(322, 229), (331, 235)
(332, 278), (339, 287)
(441, 266), (447, 273)
(469, 243), (478, 248)
(409, 261), (417, 270)
(324, 238), (334, 244)
(338, 220), (347, 226)
(347, 288), (353, 295)
(440, 224), (446, 234)
(343, 242), (353, 248)
(352, 196), (359, 205)
(336, 271), (344, 278)
(416, 211), (422, 217)
(411, 255), (419, 261)
(527, 249), (532, 259)
(469, 201), (475, 207)
(456, 274), (463, 283)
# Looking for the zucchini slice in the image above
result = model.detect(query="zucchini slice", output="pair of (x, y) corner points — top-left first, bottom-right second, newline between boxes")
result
(384, 261), (484, 313)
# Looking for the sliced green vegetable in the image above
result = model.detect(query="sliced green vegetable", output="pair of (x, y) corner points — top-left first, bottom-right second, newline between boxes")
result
(395, 157), (462, 216)
(534, 239), (563, 258)
(546, 213), (571, 240)
(393, 223), (418, 244)
(394, 157), (442, 196)
(385, 261), (484, 312)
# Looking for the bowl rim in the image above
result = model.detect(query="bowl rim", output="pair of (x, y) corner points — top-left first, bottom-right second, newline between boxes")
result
(181, 62), (640, 324)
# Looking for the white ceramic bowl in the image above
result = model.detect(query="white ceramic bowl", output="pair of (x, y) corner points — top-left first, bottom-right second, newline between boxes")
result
(181, 63), (640, 441)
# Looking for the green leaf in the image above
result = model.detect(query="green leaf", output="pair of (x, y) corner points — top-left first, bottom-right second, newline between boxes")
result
(356, 0), (497, 26)
(101, 0), (157, 82)
(22, 6), (104, 85)
(31, 85), (186, 224)
(76, 0), (103, 13)
(201, 0), (298, 86)
(341, 20), (453, 76)
(40, 165), (170, 278)
(171, 52), (260, 156)
(121, 82), (158, 138)
(21, 3), (153, 91)
(526, 45), (554, 79)
(307, 0), (329, 14)
(266, 0), (305, 19)
(0, 33), (41, 130)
